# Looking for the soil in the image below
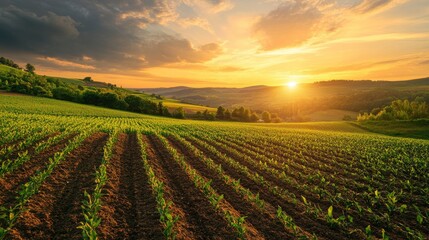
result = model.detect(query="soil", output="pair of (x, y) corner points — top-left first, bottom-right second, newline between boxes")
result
(145, 134), (237, 240)
(8, 133), (107, 240)
(185, 136), (354, 240)
(166, 135), (294, 240)
(0, 133), (75, 207)
(98, 133), (164, 239)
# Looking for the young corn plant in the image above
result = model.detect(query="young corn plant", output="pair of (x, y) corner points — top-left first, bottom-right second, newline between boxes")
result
(170, 133), (314, 238)
(225, 212), (247, 240)
(0, 131), (93, 239)
(137, 133), (178, 240)
(0, 151), (30, 177)
(78, 129), (118, 240)
(158, 133), (248, 240)
(325, 206), (346, 228)
(276, 206), (299, 236)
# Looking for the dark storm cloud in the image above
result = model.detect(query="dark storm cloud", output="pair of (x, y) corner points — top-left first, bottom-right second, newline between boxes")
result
(0, 0), (221, 71)
(0, 5), (78, 53)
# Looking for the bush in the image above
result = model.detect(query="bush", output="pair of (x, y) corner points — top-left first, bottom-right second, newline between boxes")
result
(32, 86), (52, 97)
(52, 87), (79, 102)
(173, 107), (185, 119)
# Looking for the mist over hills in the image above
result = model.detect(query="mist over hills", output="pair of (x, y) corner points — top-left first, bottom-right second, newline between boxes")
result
(135, 78), (429, 117)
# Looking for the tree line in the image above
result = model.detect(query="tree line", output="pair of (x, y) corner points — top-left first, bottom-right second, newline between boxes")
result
(0, 57), (281, 122)
(0, 56), (35, 74)
(0, 65), (176, 118)
(193, 106), (281, 123)
(357, 97), (429, 121)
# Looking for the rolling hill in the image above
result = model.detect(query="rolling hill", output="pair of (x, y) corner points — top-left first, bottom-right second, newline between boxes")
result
(0, 63), (215, 114)
(136, 78), (429, 118)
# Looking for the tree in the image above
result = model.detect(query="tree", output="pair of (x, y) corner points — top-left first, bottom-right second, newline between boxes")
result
(83, 76), (93, 82)
(25, 63), (35, 74)
(173, 107), (185, 119)
(99, 92), (120, 107)
(262, 111), (271, 123)
(206, 113), (215, 121)
(203, 109), (210, 119)
(82, 90), (101, 105)
(124, 95), (143, 112)
(232, 108), (239, 118)
(250, 113), (259, 122)
(202, 109), (215, 120)
(243, 109), (251, 122)
(0, 57), (20, 69)
(163, 107), (171, 117)
(216, 106), (225, 119)
(224, 109), (231, 120)
(357, 98), (429, 121)
(32, 86), (51, 97)
(272, 117), (282, 123)
(1, 80), (9, 90)
(158, 102), (164, 116)
(238, 107), (245, 118)
(52, 87), (79, 101)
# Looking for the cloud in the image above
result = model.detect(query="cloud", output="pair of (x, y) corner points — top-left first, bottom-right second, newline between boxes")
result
(253, 1), (341, 50)
(253, 0), (406, 50)
(160, 62), (246, 72)
(419, 59), (429, 65)
(176, 17), (214, 33)
(143, 35), (222, 66)
(183, 0), (234, 13)
(218, 66), (247, 72)
(0, 0), (221, 73)
(118, 1), (180, 26)
(305, 57), (413, 74)
(352, 0), (404, 14)
(37, 57), (95, 70)
(0, 5), (79, 52)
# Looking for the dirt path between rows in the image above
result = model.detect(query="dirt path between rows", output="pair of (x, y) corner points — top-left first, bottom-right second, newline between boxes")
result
(145, 134), (237, 240)
(0, 134), (75, 207)
(98, 133), (164, 239)
(9, 133), (107, 240)
(186, 136), (353, 240)
(167, 135), (292, 240)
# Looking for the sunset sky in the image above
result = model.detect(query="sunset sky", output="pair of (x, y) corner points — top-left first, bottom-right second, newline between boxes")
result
(0, 0), (428, 87)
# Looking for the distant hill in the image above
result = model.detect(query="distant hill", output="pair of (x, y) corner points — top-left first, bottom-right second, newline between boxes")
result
(0, 63), (215, 114)
(135, 78), (429, 118)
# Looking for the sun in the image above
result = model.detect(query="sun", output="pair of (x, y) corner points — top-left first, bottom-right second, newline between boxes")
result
(286, 81), (297, 89)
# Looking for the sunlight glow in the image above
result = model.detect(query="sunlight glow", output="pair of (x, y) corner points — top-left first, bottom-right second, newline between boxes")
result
(286, 81), (297, 89)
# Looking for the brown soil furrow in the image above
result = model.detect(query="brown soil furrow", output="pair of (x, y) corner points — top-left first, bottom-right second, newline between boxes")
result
(98, 133), (163, 240)
(0, 132), (59, 162)
(186, 136), (353, 240)
(0, 133), (76, 207)
(166, 135), (293, 240)
(9, 133), (107, 240)
(145, 134), (237, 240)
(200, 136), (331, 209)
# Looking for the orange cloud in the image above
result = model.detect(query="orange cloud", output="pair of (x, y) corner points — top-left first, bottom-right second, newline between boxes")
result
(253, 0), (409, 51)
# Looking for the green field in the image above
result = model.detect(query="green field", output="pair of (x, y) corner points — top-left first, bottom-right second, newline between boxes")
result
(355, 120), (429, 140)
(0, 95), (428, 239)
(0, 64), (215, 114)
